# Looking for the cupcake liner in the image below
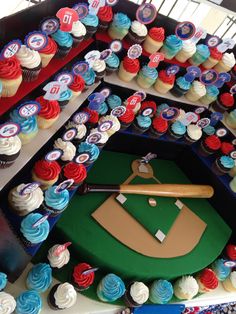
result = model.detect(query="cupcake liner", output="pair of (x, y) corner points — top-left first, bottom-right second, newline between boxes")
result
(37, 116), (59, 129)
(131, 122), (149, 135)
(72, 35), (84, 48)
(118, 62), (137, 82)
(41, 201), (67, 217)
(211, 158), (230, 176)
(98, 21), (110, 32)
(1, 75), (23, 97)
(70, 272), (90, 292)
(148, 126), (166, 139)
(183, 134), (198, 145)
(143, 36), (163, 54)
(108, 25), (129, 40)
(210, 100), (230, 113)
(105, 67), (118, 76)
(84, 26), (97, 40)
(47, 284), (61, 310)
(39, 53), (55, 68)
(170, 85), (188, 98)
(21, 62), (42, 82)
(20, 235), (39, 248)
(198, 141), (216, 157)
(119, 121), (132, 131)
(166, 128), (183, 141)
(125, 30), (146, 45)
(0, 150), (20, 169)
(58, 99), (70, 110)
(54, 45), (72, 59)
(94, 70), (105, 83)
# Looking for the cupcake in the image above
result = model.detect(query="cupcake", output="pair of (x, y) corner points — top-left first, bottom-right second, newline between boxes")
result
(48, 283), (77, 310)
(148, 116), (168, 138)
(16, 290), (42, 314)
(199, 135), (221, 157)
(58, 89), (73, 110)
(38, 36), (57, 67)
(132, 115), (152, 134)
(124, 282), (149, 307)
(92, 59), (106, 82)
(65, 121), (87, 144)
(124, 98), (141, 115)
(200, 85), (219, 106)
(61, 162), (87, 189)
(213, 155), (235, 176)
(137, 65), (158, 89)
(185, 81), (206, 102)
(149, 279), (173, 304)
(143, 27), (165, 54)
(175, 109), (186, 122)
(0, 135), (22, 169)
(89, 128), (109, 148)
(78, 142), (100, 165)
(10, 109), (38, 144)
(81, 14), (99, 40)
(42, 185), (69, 216)
(72, 263), (95, 291)
(170, 76), (191, 98)
(214, 52), (236, 73)
(156, 103), (169, 116)
(20, 213), (49, 246)
(97, 101), (109, 116)
(126, 20), (148, 45)
(68, 74), (85, 99)
(105, 52), (120, 75)
(202, 47), (223, 69)
(220, 142), (234, 156)
(189, 44), (210, 66)
(211, 92), (234, 113)
(225, 109), (236, 129)
(107, 94), (122, 111)
(160, 35), (183, 60)
(118, 56), (140, 82)
(139, 101), (156, 117)
(83, 107), (99, 128)
(202, 125), (215, 137)
(0, 56), (22, 97)
(154, 70), (175, 94)
(81, 67), (96, 88)
(97, 5), (113, 31)
(70, 21), (86, 47)
(212, 259), (231, 281)
(118, 108), (135, 130)
(230, 177), (236, 192)
(0, 272), (7, 291)
(98, 115), (121, 137)
(47, 244), (70, 269)
(167, 121), (186, 140)
(36, 96), (60, 129)
(226, 244), (236, 260)
(108, 13), (131, 40)
(8, 183), (44, 216)
(53, 138), (76, 164)
(52, 30), (73, 58)
(175, 41), (196, 63)
(222, 271), (236, 292)
(230, 64), (236, 80)
(32, 160), (61, 190)
(0, 292), (16, 314)
(26, 263), (52, 293)
(196, 268), (218, 293)
(16, 45), (42, 82)
(97, 273), (126, 302)
(184, 124), (202, 144)
(174, 276), (199, 300)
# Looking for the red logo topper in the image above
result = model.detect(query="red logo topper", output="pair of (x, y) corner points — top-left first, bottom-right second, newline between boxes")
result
(54, 242), (72, 257)
(148, 52), (165, 68)
(126, 95), (142, 110)
(56, 8), (78, 32)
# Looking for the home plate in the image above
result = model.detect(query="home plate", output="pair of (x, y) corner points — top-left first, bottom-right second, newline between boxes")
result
(116, 194), (127, 204)
(155, 229), (166, 243)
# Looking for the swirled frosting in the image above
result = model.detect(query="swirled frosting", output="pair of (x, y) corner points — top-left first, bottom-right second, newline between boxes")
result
(32, 160), (61, 180)
(204, 135), (221, 150)
(209, 47), (222, 61)
(164, 35), (183, 53)
(199, 268), (218, 290)
(66, 121), (87, 140)
(221, 142), (234, 155)
(52, 30), (73, 48)
(176, 77), (191, 90)
(219, 155), (234, 169)
(39, 36), (57, 55)
(226, 244), (236, 260)
(222, 52), (235, 68)
(54, 138), (76, 162)
(148, 27), (165, 42)
(73, 263), (95, 289)
(152, 116), (168, 133)
(107, 94), (122, 109)
(8, 183), (43, 215)
(119, 109), (135, 124)
(81, 14), (99, 27)
(59, 89), (72, 102)
(187, 124), (202, 141)
(140, 101), (156, 115)
(47, 244), (70, 268)
(69, 75), (85, 92)
(99, 115), (121, 136)
(136, 115), (151, 128)
(130, 282), (149, 305)
(97, 102), (108, 115)
(16, 45), (41, 69)
(0, 292), (16, 314)
(130, 21), (147, 37)
(105, 53), (120, 69)
(63, 162), (87, 183)
(45, 186), (69, 210)
(36, 96), (60, 119)
(181, 41), (196, 54)
(219, 93), (234, 107)
(156, 103), (169, 116)
(195, 44), (210, 59)
(20, 213), (50, 244)
(171, 121), (186, 136)
(212, 259), (231, 281)
(53, 283), (77, 309)
(175, 276), (199, 299)
(78, 142), (100, 161)
(97, 274), (125, 302)
(123, 56), (140, 73)
(191, 81), (206, 97)
(140, 66), (158, 80)
(0, 56), (22, 79)
(26, 263), (52, 293)
(206, 85), (219, 98)
(16, 290), (42, 314)
(0, 136), (21, 156)
(98, 6), (113, 22)
(203, 125), (215, 136)
(10, 110), (38, 135)
(112, 13), (131, 29)
(71, 21), (86, 37)
(158, 70), (174, 84)
(229, 271), (236, 288)
(149, 280), (173, 304)
(84, 107), (99, 124)
(81, 68), (96, 86)
(0, 273), (7, 290)
(92, 59), (106, 73)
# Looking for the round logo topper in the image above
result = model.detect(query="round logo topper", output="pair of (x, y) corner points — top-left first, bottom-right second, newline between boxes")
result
(55, 72), (74, 86)
(230, 84), (236, 95)
(20, 182), (41, 196)
(127, 44), (142, 60)
(184, 66), (201, 83)
(230, 151), (236, 160)
(180, 112), (199, 126)
(134, 91), (146, 101)
(55, 179), (74, 193)
(197, 118), (210, 129)
(210, 111), (223, 126)
(0, 122), (20, 138)
(86, 132), (102, 144)
(99, 87), (111, 98)
(73, 112), (90, 124)
(98, 120), (113, 132)
(136, 3), (157, 25)
(0, 40), (22, 59)
(126, 94), (142, 110)
(109, 40), (122, 53)
(62, 128), (78, 141)
(40, 17), (60, 35)
(175, 21), (196, 40)
(74, 152), (91, 164)
(73, 3), (89, 20)
(206, 35), (221, 48)
(100, 49), (112, 61)
(88, 93), (105, 111)
(73, 61), (89, 76)
(141, 107), (154, 117)
(45, 149), (63, 162)
(166, 65), (180, 76)
(195, 107), (206, 114)
(232, 139), (236, 146)
(85, 50), (101, 67)
(32, 213), (50, 228)
(18, 101), (41, 118)
(161, 107), (180, 121)
(216, 128), (227, 137)
(106, 0), (119, 6)
(200, 69), (218, 86)
(25, 31), (48, 51)
(214, 72), (231, 88)
(111, 106), (126, 117)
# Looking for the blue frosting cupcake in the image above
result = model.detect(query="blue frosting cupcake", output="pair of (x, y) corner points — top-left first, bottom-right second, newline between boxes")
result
(16, 290), (42, 314)
(105, 53), (120, 73)
(133, 115), (152, 134)
(97, 273), (126, 302)
(108, 13), (131, 40)
(20, 213), (50, 245)
(170, 76), (191, 98)
(58, 89), (73, 109)
(200, 85), (220, 105)
(97, 102), (108, 115)
(81, 68), (96, 87)
(43, 186), (69, 216)
(190, 44), (210, 66)
(78, 142), (100, 164)
(156, 103), (169, 116)
(203, 125), (215, 136)
(81, 14), (99, 39)
(215, 155), (235, 175)
(52, 30), (73, 58)
(169, 121), (186, 139)
(212, 259), (231, 281)
(10, 109), (38, 145)
(26, 263), (52, 293)
(107, 94), (122, 110)
(137, 65), (158, 89)
(0, 272), (7, 291)
(161, 35), (183, 59)
(149, 279), (173, 304)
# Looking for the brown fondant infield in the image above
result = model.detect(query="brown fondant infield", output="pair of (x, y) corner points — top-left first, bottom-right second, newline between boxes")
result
(92, 160), (207, 258)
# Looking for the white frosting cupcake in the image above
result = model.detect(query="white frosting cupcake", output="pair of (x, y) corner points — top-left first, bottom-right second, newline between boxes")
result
(92, 59), (106, 74)
(54, 283), (77, 309)
(222, 52), (235, 68)
(181, 41), (196, 55)
(0, 136), (22, 156)
(129, 282), (149, 305)
(90, 128), (109, 145)
(99, 115), (121, 137)
(70, 21), (86, 38)
(187, 124), (202, 141)
(16, 45), (41, 69)
(66, 121), (87, 141)
(130, 21), (148, 37)
(191, 81), (206, 98)
(47, 244), (70, 269)
(174, 276), (199, 300)
(54, 138), (76, 162)
(0, 292), (16, 314)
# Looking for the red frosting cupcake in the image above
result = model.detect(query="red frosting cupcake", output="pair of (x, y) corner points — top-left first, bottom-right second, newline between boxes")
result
(36, 96), (61, 129)
(200, 135), (221, 156)
(38, 37), (58, 68)
(118, 56), (140, 82)
(83, 107), (99, 128)
(143, 27), (165, 54)
(32, 160), (61, 190)
(212, 93), (234, 113)
(226, 244), (236, 260)
(97, 6), (113, 31)
(209, 48), (223, 61)
(139, 101), (157, 117)
(69, 75), (85, 97)
(197, 268), (218, 292)
(62, 162), (87, 190)
(118, 109), (135, 130)
(72, 263), (95, 291)
(149, 116), (168, 138)
(154, 70), (175, 94)
(221, 142), (234, 155)
(0, 56), (23, 97)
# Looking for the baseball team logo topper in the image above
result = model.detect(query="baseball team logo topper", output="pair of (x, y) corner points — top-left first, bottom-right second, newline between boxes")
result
(111, 106), (126, 117)
(40, 17), (60, 35)
(54, 242), (72, 257)
(180, 112), (199, 126)
(126, 94), (142, 110)
(184, 66), (201, 83)
(166, 65), (180, 76)
(55, 72), (74, 86)
(32, 213), (50, 228)
(109, 40), (122, 53)
(134, 91), (146, 101)
(86, 132), (102, 144)
(175, 21), (196, 40)
(43, 81), (68, 101)
(200, 69), (218, 86)
(191, 27), (207, 44)
(24, 31), (48, 51)
(73, 112), (90, 124)
(216, 128), (227, 137)
(148, 52), (165, 68)
(56, 7), (78, 32)
(98, 120), (113, 132)
(195, 107), (206, 114)
(210, 112), (223, 126)
(136, 3), (157, 25)
(100, 49), (112, 61)
(85, 50), (101, 67)
(88, 93), (105, 110)
(0, 40), (21, 59)
(45, 149), (63, 162)
(72, 3), (89, 20)
(127, 44), (142, 60)
(232, 139), (236, 146)
(19, 182), (41, 196)
(141, 107), (154, 117)
(161, 107), (180, 121)
(99, 87), (111, 98)
(106, 0), (119, 6)
(62, 128), (77, 142)
(206, 35), (221, 48)
(88, 0), (105, 15)
(197, 118), (210, 129)
(230, 151), (236, 160)
(55, 179), (74, 193)
(18, 101), (41, 118)
(230, 84), (236, 95)
(214, 72), (231, 88)
(0, 122), (20, 138)
(217, 38), (235, 53)
(74, 152), (91, 164)
(73, 61), (89, 76)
